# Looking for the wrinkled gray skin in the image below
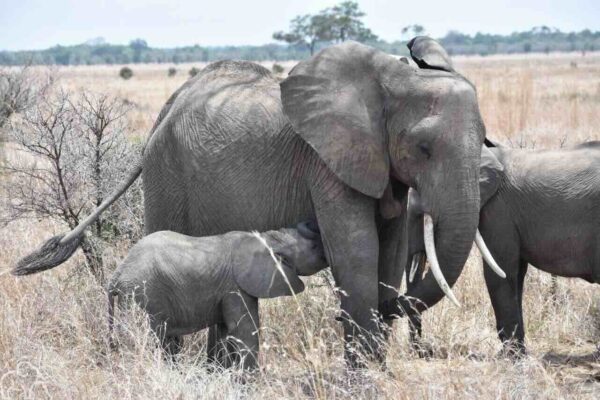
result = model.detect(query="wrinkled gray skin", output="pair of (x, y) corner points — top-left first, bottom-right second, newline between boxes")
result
(397, 141), (600, 356)
(16, 38), (487, 364)
(108, 226), (326, 369)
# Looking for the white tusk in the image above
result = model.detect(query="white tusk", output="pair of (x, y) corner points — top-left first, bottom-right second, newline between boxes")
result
(475, 230), (506, 279)
(423, 214), (461, 307)
(408, 254), (420, 283)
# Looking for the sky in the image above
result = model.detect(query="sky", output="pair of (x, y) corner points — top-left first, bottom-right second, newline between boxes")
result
(0, 0), (598, 51)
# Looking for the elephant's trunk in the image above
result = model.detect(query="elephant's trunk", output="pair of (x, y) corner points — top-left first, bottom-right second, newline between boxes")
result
(407, 196), (479, 312)
(381, 171), (480, 316)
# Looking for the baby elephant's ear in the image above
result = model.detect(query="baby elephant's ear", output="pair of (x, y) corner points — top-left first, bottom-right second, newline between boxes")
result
(480, 145), (504, 207)
(233, 235), (305, 299)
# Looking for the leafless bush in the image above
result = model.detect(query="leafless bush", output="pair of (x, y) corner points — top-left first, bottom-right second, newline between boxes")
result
(1, 90), (143, 282)
(0, 66), (54, 131)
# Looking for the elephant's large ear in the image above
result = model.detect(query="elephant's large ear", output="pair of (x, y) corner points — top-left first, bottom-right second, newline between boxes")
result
(233, 235), (305, 299)
(479, 145), (504, 206)
(407, 36), (454, 73)
(280, 42), (390, 198)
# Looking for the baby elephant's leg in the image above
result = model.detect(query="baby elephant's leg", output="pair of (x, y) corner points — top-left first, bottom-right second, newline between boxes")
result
(207, 323), (231, 368)
(153, 321), (183, 361)
(161, 335), (183, 361)
(221, 291), (260, 370)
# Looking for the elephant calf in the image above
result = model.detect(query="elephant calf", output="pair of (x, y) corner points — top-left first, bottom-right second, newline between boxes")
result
(108, 221), (326, 369)
(385, 141), (600, 356)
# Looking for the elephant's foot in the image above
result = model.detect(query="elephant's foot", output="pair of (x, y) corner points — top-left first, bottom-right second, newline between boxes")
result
(335, 311), (389, 368)
(342, 328), (388, 369)
(378, 296), (408, 319)
(410, 340), (435, 359)
(497, 340), (527, 360)
(343, 337), (387, 369)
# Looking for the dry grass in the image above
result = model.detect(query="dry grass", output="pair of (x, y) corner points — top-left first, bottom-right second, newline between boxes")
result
(1, 52), (599, 399)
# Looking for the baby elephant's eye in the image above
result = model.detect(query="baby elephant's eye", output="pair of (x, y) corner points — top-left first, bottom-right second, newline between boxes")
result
(418, 142), (432, 159)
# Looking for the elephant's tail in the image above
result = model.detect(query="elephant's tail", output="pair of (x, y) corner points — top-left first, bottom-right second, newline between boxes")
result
(12, 163), (143, 276)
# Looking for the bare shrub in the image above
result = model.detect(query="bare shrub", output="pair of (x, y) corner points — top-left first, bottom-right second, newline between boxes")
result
(0, 66), (54, 131)
(1, 90), (143, 282)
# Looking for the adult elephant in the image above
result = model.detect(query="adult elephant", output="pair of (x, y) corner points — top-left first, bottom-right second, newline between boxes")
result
(14, 38), (491, 363)
(389, 140), (600, 356)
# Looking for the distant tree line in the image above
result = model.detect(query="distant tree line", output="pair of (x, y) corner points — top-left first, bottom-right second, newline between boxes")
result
(0, 1), (597, 67)
(439, 26), (600, 56)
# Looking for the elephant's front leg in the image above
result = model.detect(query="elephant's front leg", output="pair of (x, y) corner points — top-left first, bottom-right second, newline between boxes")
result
(207, 323), (231, 368)
(405, 254), (429, 356)
(480, 219), (527, 357)
(484, 258), (528, 357)
(377, 215), (405, 333)
(311, 176), (382, 366)
(221, 291), (260, 371)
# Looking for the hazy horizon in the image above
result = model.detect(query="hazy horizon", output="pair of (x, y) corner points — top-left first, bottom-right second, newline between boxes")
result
(1, 0), (598, 52)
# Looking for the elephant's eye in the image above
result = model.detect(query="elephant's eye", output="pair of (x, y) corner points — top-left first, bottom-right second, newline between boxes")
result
(418, 142), (432, 159)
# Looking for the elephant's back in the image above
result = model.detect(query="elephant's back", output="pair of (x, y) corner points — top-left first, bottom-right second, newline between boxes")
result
(143, 61), (316, 236)
(146, 61), (287, 156)
(503, 147), (600, 200)
(496, 147), (600, 277)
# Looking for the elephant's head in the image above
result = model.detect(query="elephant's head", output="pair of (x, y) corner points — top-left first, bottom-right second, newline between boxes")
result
(280, 37), (487, 311)
(233, 222), (326, 299)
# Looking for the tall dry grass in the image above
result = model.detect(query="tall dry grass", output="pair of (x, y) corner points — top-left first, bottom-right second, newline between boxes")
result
(1, 53), (599, 399)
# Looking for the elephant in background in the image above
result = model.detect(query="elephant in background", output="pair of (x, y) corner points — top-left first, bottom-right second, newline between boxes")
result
(15, 37), (494, 365)
(385, 140), (600, 356)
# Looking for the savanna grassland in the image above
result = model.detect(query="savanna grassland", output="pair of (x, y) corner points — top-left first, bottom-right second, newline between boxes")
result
(1, 52), (599, 399)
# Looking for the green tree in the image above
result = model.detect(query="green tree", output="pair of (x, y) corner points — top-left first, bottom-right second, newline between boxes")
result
(273, 1), (377, 55)
(325, 1), (378, 43)
(129, 39), (148, 63)
(402, 24), (426, 39)
(273, 14), (332, 55)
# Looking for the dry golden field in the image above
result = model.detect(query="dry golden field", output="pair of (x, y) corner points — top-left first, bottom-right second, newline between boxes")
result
(1, 52), (599, 399)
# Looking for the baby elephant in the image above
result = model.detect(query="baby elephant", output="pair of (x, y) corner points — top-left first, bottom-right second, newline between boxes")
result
(108, 221), (326, 369)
